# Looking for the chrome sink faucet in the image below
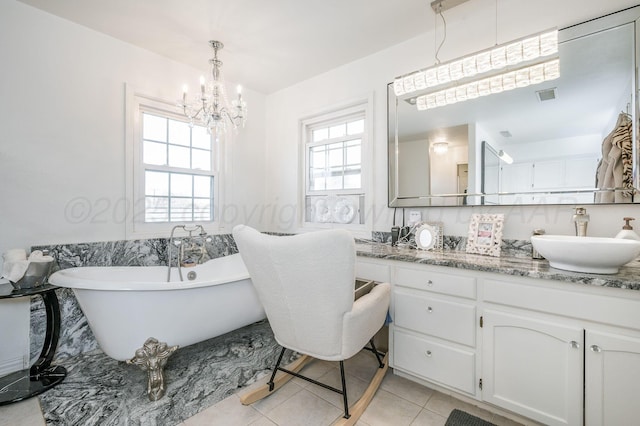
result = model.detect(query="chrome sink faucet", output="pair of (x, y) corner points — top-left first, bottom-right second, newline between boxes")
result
(572, 207), (589, 237)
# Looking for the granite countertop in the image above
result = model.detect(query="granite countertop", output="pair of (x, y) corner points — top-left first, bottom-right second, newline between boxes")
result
(355, 242), (640, 292)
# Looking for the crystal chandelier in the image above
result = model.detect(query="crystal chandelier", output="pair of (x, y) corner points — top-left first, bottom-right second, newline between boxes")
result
(179, 40), (247, 135)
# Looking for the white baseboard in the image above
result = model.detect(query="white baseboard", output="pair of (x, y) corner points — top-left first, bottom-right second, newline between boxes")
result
(0, 355), (28, 376)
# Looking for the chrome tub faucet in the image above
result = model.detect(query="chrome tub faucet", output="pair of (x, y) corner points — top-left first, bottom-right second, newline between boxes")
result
(166, 225), (209, 282)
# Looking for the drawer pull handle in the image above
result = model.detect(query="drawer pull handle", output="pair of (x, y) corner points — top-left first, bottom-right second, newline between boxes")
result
(425, 350), (432, 357)
(426, 280), (433, 286)
(426, 306), (433, 313)
(590, 345), (602, 353)
(569, 341), (580, 349)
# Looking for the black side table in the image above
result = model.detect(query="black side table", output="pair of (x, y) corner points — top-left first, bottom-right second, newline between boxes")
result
(0, 283), (66, 405)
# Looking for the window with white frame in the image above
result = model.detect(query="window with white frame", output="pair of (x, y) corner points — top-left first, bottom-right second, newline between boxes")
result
(126, 89), (219, 238)
(141, 112), (214, 222)
(302, 102), (369, 227)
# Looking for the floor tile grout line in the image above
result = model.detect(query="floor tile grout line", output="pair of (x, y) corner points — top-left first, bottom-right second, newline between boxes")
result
(421, 387), (436, 408)
(259, 392), (344, 426)
(306, 372), (370, 410)
(246, 404), (274, 426)
(408, 406), (423, 426)
(246, 381), (302, 416)
(378, 376), (436, 409)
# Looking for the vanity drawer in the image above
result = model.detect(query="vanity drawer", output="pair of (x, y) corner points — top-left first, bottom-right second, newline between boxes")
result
(395, 266), (476, 299)
(394, 291), (476, 346)
(356, 260), (390, 283)
(393, 330), (476, 395)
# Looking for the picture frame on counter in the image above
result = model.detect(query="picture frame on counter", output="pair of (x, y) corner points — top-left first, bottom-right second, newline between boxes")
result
(415, 221), (444, 251)
(466, 213), (504, 257)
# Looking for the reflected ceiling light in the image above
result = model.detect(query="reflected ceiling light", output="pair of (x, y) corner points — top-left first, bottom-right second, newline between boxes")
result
(433, 141), (449, 154)
(178, 40), (247, 137)
(395, 29), (559, 111)
(498, 150), (513, 164)
(415, 59), (559, 110)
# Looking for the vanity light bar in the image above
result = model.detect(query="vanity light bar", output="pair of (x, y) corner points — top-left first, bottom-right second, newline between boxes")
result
(498, 150), (513, 164)
(394, 29), (558, 97)
(415, 58), (560, 110)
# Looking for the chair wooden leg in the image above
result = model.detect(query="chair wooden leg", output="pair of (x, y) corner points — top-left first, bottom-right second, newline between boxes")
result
(333, 353), (389, 426)
(238, 354), (312, 405)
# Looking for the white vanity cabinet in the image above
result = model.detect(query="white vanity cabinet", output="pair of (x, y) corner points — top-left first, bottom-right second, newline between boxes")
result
(360, 253), (640, 425)
(482, 275), (640, 426)
(390, 264), (478, 396)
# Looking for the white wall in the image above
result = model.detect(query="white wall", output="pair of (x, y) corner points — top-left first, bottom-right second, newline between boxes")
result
(0, 1), (267, 268)
(398, 139), (430, 198)
(2, 0), (640, 258)
(496, 134), (601, 162)
(264, 0), (640, 239)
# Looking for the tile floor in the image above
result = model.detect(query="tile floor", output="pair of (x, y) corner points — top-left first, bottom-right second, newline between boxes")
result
(0, 350), (525, 426)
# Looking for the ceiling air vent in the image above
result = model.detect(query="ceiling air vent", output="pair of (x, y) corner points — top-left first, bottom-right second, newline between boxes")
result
(536, 87), (557, 102)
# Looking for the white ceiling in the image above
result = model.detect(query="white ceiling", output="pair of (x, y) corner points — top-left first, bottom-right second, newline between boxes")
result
(17, 0), (432, 94)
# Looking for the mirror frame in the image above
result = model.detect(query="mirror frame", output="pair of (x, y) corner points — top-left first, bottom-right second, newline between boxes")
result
(388, 6), (640, 208)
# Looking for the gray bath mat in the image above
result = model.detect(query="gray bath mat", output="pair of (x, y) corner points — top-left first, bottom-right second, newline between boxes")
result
(445, 409), (497, 426)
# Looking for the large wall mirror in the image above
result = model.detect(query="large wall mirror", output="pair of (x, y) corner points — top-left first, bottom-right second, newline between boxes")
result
(389, 6), (640, 207)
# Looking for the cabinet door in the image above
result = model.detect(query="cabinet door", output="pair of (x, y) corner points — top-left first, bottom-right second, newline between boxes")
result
(482, 310), (583, 426)
(533, 159), (564, 189)
(500, 163), (533, 204)
(585, 330), (640, 426)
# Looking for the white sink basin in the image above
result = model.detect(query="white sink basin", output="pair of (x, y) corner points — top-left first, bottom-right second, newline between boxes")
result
(531, 235), (640, 274)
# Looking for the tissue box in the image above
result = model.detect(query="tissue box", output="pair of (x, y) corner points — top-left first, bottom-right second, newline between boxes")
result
(10, 261), (53, 290)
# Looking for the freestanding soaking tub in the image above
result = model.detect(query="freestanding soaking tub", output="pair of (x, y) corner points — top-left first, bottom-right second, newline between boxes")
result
(49, 253), (266, 361)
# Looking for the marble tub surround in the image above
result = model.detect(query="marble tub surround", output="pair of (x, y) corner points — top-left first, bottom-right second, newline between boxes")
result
(39, 319), (297, 426)
(370, 231), (535, 258)
(32, 234), (238, 270)
(356, 240), (640, 291)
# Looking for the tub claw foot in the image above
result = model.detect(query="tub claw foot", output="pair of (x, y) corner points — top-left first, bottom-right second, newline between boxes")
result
(127, 337), (178, 401)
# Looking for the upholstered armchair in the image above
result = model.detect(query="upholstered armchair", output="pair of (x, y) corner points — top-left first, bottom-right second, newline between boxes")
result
(233, 225), (391, 424)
